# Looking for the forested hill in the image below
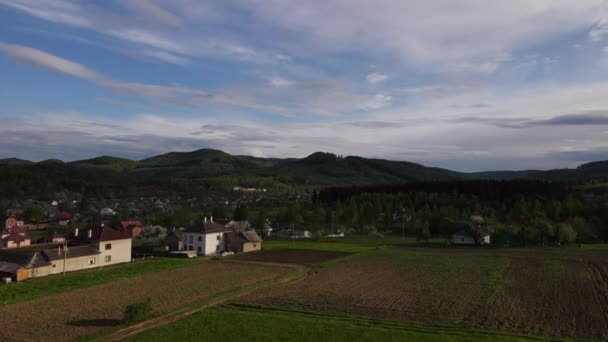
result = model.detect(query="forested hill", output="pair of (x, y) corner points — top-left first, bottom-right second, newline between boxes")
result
(0, 149), (606, 199)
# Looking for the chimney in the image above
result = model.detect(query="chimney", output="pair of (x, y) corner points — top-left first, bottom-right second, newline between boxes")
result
(210, 216), (214, 222)
(204, 217), (207, 223)
(88, 229), (92, 238)
(74, 228), (79, 237)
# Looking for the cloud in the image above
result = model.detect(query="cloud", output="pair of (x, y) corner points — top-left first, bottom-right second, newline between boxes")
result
(456, 111), (608, 129)
(590, 20), (608, 42)
(357, 94), (393, 110)
(121, 0), (181, 27)
(0, 41), (294, 114)
(268, 76), (294, 88)
(366, 72), (389, 84)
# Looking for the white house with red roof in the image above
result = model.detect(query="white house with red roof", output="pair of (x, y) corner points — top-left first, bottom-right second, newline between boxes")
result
(1, 226), (31, 249)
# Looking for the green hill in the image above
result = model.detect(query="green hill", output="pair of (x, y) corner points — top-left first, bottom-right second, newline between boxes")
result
(0, 150), (605, 199)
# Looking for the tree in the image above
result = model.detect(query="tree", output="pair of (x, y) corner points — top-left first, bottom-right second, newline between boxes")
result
(233, 205), (248, 221)
(255, 208), (268, 229)
(416, 222), (431, 241)
(557, 223), (577, 244)
(124, 298), (152, 323)
(23, 206), (44, 223)
(212, 206), (227, 219)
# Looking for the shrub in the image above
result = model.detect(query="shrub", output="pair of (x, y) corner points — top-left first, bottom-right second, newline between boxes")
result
(124, 298), (153, 323)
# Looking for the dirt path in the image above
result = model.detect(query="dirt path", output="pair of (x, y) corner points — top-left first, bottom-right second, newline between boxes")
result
(103, 260), (310, 342)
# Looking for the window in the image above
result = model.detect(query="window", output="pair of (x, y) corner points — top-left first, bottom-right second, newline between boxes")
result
(253, 244), (257, 248)
(105, 243), (112, 250)
(197, 236), (202, 242)
(188, 235), (193, 243)
(88, 258), (96, 265)
(197, 246), (202, 253)
(105, 255), (112, 263)
(217, 234), (221, 241)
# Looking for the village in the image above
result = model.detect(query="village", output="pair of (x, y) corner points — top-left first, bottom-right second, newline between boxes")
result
(0, 201), (263, 283)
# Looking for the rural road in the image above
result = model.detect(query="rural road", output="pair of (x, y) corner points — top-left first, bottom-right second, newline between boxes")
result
(103, 260), (310, 341)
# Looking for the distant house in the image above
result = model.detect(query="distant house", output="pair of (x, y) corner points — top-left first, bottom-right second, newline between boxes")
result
(451, 230), (491, 245)
(1, 226), (31, 249)
(120, 220), (143, 238)
(225, 230), (262, 253)
(67, 226), (132, 266)
(36, 231), (65, 245)
(182, 217), (228, 256)
(165, 230), (185, 252)
(4, 214), (24, 229)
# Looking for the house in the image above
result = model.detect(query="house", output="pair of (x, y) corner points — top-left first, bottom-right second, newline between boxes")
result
(37, 245), (102, 276)
(4, 214), (24, 229)
(165, 229), (185, 251)
(1, 226), (31, 249)
(0, 249), (49, 282)
(120, 220), (143, 238)
(451, 230), (491, 245)
(182, 217), (229, 256)
(225, 230), (262, 253)
(36, 231), (65, 245)
(68, 226), (132, 266)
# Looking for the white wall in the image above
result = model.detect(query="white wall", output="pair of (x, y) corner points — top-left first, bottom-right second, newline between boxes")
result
(184, 233), (225, 256)
(93, 238), (132, 265)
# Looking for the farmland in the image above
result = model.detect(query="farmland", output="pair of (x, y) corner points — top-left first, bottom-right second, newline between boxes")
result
(237, 246), (608, 340)
(0, 261), (289, 341)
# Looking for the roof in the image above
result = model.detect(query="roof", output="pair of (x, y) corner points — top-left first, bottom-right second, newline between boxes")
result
(0, 249), (50, 269)
(42, 245), (101, 261)
(58, 211), (72, 219)
(120, 220), (142, 229)
(241, 230), (262, 243)
(184, 220), (227, 234)
(2, 226), (26, 235)
(166, 230), (183, 240)
(1, 233), (28, 243)
(225, 230), (262, 246)
(69, 226), (132, 242)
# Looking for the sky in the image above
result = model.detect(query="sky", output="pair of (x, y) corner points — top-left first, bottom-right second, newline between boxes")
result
(0, 1), (608, 171)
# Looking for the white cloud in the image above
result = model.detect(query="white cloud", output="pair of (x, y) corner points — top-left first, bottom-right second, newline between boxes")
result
(366, 72), (389, 84)
(590, 19), (608, 42)
(357, 94), (393, 110)
(268, 76), (294, 87)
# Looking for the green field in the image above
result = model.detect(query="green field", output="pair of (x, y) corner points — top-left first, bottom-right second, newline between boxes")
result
(0, 257), (204, 305)
(128, 304), (551, 342)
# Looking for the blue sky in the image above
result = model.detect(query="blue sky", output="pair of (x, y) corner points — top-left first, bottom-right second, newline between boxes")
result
(1, 0), (608, 171)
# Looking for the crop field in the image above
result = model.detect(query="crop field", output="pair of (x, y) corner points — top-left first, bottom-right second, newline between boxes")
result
(0, 261), (288, 341)
(240, 246), (608, 340)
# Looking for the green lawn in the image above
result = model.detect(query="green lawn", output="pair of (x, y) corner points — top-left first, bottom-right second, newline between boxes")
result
(129, 304), (553, 342)
(0, 257), (205, 306)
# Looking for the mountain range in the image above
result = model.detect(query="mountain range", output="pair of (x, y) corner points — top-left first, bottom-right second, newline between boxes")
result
(0, 149), (606, 198)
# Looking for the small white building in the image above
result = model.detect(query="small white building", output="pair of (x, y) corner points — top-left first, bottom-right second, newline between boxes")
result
(183, 217), (229, 256)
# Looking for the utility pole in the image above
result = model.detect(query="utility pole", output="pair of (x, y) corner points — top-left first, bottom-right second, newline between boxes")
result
(62, 239), (68, 276)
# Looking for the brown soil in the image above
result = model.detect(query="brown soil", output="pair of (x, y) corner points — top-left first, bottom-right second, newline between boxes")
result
(241, 248), (608, 340)
(0, 261), (287, 342)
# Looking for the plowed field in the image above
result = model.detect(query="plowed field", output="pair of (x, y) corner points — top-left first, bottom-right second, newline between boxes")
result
(0, 261), (287, 341)
(241, 247), (608, 340)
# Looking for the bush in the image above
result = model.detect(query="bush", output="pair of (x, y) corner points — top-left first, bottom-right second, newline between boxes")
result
(124, 298), (153, 323)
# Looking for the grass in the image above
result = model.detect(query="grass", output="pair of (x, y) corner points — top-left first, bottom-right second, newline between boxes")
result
(0, 257), (205, 306)
(128, 304), (554, 342)
(263, 240), (375, 253)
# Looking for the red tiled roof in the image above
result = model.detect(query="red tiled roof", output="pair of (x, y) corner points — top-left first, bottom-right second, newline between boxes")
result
(1, 233), (28, 242)
(120, 220), (142, 229)
(1, 226), (26, 235)
(58, 211), (72, 219)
